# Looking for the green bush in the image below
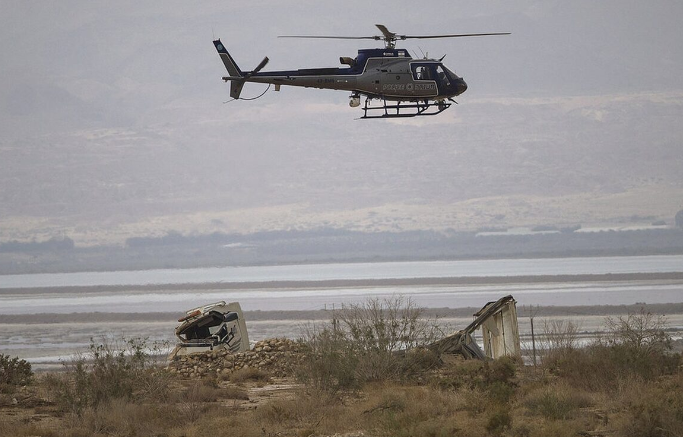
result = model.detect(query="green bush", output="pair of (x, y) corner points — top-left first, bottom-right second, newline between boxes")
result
(0, 354), (33, 391)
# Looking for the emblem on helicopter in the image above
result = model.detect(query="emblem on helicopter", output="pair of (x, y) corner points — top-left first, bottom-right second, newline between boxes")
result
(213, 24), (509, 119)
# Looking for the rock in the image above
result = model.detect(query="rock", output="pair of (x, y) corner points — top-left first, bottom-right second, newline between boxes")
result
(166, 337), (305, 379)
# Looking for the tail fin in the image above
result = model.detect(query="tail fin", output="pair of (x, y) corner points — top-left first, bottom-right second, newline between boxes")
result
(213, 39), (242, 77)
(213, 39), (245, 99)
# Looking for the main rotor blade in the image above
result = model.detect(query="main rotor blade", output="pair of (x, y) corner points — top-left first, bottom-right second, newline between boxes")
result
(403, 32), (511, 39)
(278, 27), (511, 49)
(375, 24), (396, 40)
(278, 35), (380, 40)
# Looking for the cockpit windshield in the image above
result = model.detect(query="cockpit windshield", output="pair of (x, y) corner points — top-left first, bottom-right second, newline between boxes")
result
(437, 65), (460, 85)
(435, 65), (451, 87)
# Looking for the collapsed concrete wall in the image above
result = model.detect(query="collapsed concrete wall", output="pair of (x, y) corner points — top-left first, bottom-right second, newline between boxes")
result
(430, 295), (521, 360)
(478, 296), (520, 359)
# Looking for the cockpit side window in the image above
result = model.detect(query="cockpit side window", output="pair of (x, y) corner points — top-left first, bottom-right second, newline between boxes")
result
(411, 64), (433, 81)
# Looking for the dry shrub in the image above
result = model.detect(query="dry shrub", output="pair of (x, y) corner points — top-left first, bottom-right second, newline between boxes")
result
(72, 398), (182, 436)
(527, 420), (581, 437)
(229, 366), (271, 383)
(523, 382), (593, 421)
(223, 385), (250, 400)
(335, 296), (443, 354)
(359, 385), (476, 437)
(255, 389), (346, 435)
(181, 381), (224, 402)
(184, 415), (264, 437)
(297, 296), (444, 394)
(169, 380), (236, 423)
(486, 407), (512, 436)
(0, 420), (59, 437)
(544, 311), (679, 390)
(181, 415), (264, 437)
(611, 373), (683, 437)
(604, 310), (672, 354)
(172, 379), (247, 402)
(44, 337), (169, 416)
(537, 319), (581, 367)
(176, 404), (287, 437)
(295, 324), (360, 394)
(255, 384), (471, 437)
(0, 354), (33, 391)
(430, 355), (518, 410)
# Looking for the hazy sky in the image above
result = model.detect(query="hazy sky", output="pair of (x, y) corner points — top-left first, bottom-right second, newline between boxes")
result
(1, 1), (682, 243)
(3, 0), (681, 134)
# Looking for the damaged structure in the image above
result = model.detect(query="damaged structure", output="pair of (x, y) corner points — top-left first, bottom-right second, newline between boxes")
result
(168, 301), (249, 360)
(430, 295), (521, 360)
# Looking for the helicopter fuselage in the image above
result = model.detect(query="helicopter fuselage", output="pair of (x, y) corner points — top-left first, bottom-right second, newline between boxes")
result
(215, 41), (466, 102)
(241, 48), (467, 101)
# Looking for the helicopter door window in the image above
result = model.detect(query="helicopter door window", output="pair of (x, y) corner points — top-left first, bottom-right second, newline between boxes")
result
(412, 65), (432, 81)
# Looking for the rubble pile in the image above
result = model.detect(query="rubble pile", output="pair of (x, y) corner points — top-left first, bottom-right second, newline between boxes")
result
(167, 338), (305, 378)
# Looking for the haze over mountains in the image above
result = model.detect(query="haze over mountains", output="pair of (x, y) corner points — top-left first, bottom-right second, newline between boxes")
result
(1, 1), (682, 247)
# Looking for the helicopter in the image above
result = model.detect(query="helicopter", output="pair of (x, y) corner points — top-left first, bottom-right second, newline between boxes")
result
(213, 25), (509, 119)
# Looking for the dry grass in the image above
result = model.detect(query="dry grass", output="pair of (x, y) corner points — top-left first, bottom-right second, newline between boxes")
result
(229, 367), (271, 384)
(523, 382), (594, 421)
(3, 356), (683, 437)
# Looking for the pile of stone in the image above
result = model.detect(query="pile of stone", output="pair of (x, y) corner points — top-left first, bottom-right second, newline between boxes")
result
(167, 338), (305, 379)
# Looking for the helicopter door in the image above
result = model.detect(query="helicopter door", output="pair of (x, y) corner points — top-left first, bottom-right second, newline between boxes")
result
(365, 58), (384, 94)
(410, 63), (438, 97)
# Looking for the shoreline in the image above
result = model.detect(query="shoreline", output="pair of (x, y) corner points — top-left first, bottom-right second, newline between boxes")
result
(3, 271), (683, 295)
(2, 302), (683, 325)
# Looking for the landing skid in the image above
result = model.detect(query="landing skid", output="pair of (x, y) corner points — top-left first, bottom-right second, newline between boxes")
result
(360, 98), (451, 119)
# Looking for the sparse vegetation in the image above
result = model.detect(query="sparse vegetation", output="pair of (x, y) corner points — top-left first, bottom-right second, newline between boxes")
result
(43, 337), (170, 415)
(0, 354), (33, 392)
(296, 296), (443, 394)
(2, 306), (682, 437)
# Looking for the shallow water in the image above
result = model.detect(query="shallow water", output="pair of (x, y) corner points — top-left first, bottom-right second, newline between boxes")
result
(1, 279), (682, 315)
(2, 255), (683, 289)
